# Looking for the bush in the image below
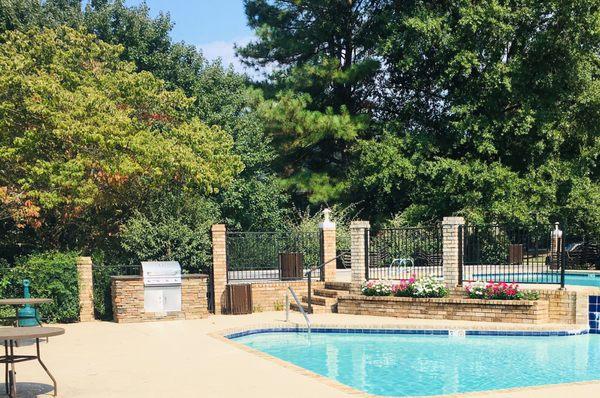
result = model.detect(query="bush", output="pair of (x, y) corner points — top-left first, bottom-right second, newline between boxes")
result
(411, 276), (448, 298)
(391, 278), (415, 297)
(0, 252), (79, 323)
(363, 276), (449, 298)
(465, 280), (539, 300)
(361, 280), (392, 296)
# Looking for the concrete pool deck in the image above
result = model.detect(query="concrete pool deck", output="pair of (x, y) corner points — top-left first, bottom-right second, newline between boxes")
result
(1, 312), (599, 398)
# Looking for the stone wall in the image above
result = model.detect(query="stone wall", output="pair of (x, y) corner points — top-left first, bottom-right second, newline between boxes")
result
(338, 295), (549, 324)
(76, 256), (94, 322)
(232, 280), (325, 312)
(111, 274), (209, 323)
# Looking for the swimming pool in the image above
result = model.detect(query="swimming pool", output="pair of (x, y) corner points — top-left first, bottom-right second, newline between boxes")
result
(232, 330), (600, 397)
(473, 272), (600, 287)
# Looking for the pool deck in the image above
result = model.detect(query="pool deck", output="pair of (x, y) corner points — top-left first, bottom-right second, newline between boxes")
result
(1, 312), (599, 398)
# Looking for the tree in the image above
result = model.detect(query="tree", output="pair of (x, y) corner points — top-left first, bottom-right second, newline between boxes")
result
(239, 0), (385, 205)
(0, 27), (242, 252)
(349, 0), (600, 233)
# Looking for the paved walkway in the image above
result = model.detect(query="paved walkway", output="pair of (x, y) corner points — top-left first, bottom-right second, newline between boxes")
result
(1, 312), (599, 397)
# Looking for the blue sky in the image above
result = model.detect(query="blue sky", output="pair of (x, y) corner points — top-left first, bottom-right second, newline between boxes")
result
(124, 1), (254, 71)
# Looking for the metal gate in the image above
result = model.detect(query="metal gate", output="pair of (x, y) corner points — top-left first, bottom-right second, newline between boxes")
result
(459, 223), (565, 287)
(367, 226), (443, 280)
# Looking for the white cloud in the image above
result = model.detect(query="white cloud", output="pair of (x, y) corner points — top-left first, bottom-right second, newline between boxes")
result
(198, 36), (264, 78)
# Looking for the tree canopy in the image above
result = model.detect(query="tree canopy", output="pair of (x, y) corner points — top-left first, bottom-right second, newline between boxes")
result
(0, 26), (242, 253)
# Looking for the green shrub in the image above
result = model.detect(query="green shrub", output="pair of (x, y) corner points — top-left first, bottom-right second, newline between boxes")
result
(0, 252), (79, 323)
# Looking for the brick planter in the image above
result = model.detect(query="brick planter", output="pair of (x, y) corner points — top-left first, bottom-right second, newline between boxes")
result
(111, 274), (209, 323)
(337, 295), (549, 324)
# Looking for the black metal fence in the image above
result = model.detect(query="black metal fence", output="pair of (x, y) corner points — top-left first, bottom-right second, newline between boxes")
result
(226, 231), (323, 282)
(460, 223), (564, 286)
(367, 226), (443, 280)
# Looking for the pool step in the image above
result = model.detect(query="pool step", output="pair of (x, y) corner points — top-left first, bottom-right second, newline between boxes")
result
(324, 281), (351, 291)
(301, 295), (337, 307)
(289, 282), (350, 314)
(312, 288), (341, 298)
(290, 302), (336, 314)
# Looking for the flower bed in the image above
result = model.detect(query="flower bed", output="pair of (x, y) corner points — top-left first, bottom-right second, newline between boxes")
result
(465, 281), (540, 300)
(362, 277), (448, 298)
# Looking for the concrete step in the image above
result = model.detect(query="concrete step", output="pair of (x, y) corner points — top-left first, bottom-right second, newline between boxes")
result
(301, 295), (337, 307)
(290, 302), (335, 314)
(324, 281), (351, 291)
(313, 288), (341, 298)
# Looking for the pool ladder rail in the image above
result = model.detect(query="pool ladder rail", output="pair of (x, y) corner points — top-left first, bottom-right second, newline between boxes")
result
(286, 287), (311, 334)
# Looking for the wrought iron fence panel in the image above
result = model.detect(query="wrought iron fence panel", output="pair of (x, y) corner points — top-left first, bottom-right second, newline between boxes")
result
(226, 231), (323, 282)
(563, 232), (600, 271)
(461, 223), (563, 285)
(367, 226), (443, 280)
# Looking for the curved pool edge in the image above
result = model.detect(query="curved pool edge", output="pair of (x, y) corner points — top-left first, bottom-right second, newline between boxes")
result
(214, 322), (591, 340)
(223, 326), (590, 339)
(210, 324), (596, 398)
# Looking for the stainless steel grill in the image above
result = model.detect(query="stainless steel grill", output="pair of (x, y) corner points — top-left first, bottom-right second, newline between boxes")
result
(141, 261), (182, 312)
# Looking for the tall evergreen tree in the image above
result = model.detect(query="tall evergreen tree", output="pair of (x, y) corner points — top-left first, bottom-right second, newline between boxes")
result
(239, 0), (386, 205)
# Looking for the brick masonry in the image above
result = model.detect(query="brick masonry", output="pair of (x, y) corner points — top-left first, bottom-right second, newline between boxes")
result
(442, 216), (464, 288)
(321, 224), (336, 282)
(111, 275), (209, 323)
(337, 287), (593, 325)
(212, 224), (227, 315)
(338, 294), (550, 324)
(350, 220), (370, 294)
(234, 280), (325, 312)
(77, 256), (94, 322)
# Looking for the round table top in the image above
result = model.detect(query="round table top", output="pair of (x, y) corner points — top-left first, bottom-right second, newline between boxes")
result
(0, 327), (64, 341)
(0, 298), (52, 306)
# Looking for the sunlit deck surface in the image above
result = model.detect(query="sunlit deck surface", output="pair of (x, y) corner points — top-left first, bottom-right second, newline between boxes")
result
(1, 310), (598, 398)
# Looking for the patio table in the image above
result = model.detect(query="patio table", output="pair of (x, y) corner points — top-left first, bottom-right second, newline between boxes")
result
(0, 298), (53, 326)
(0, 327), (64, 398)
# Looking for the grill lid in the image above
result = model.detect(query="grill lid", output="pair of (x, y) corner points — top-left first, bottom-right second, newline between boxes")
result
(141, 261), (182, 286)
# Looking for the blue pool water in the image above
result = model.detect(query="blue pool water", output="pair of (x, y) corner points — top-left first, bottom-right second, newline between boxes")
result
(233, 331), (600, 397)
(474, 272), (600, 287)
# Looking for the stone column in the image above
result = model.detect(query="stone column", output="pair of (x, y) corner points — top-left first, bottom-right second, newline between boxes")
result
(76, 256), (94, 322)
(350, 220), (370, 294)
(320, 209), (337, 282)
(442, 216), (465, 288)
(211, 224), (228, 314)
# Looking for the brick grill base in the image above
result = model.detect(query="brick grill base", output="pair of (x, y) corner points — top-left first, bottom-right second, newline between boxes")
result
(337, 295), (549, 324)
(111, 274), (209, 323)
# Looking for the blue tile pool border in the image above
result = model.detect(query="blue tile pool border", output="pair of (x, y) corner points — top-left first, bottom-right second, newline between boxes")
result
(225, 327), (589, 339)
(590, 295), (600, 333)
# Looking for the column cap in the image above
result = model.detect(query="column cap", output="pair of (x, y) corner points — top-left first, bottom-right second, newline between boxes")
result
(442, 216), (465, 225)
(350, 220), (370, 229)
(211, 224), (226, 232)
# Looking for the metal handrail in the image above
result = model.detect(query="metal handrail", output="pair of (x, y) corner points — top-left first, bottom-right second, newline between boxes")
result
(305, 253), (345, 313)
(286, 286), (311, 334)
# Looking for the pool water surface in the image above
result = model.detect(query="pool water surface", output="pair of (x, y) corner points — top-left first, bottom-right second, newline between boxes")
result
(473, 272), (600, 288)
(233, 331), (600, 397)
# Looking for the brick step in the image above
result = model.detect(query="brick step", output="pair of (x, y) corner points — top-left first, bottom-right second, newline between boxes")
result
(290, 302), (335, 314)
(324, 281), (350, 291)
(313, 288), (341, 298)
(301, 295), (337, 307)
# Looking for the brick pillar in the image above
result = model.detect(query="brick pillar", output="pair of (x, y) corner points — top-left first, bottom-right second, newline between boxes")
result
(350, 220), (370, 294)
(442, 216), (465, 288)
(320, 209), (337, 282)
(575, 291), (590, 325)
(76, 256), (94, 322)
(211, 224), (227, 314)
